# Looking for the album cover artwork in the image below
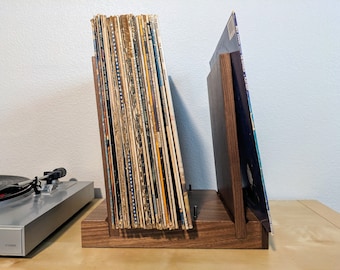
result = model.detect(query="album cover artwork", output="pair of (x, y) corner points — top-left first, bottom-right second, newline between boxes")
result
(210, 12), (271, 232)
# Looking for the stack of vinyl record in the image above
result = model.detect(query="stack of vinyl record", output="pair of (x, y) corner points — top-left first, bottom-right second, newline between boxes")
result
(91, 14), (192, 230)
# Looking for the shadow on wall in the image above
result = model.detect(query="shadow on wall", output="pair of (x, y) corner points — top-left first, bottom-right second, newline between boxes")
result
(168, 76), (213, 190)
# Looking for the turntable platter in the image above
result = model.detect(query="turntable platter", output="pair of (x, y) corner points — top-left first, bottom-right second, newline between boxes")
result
(0, 175), (33, 201)
(0, 175), (30, 191)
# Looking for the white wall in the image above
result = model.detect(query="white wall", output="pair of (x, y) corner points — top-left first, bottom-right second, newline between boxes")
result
(1, 0), (339, 211)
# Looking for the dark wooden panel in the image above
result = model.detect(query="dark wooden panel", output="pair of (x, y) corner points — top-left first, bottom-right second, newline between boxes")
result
(207, 53), (246, 238)
(81, 191), (267, 249)
(91, 56), (114, 229)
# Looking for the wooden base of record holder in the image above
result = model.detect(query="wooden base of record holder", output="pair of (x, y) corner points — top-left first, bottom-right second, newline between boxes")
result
(81, 190), (268, 249)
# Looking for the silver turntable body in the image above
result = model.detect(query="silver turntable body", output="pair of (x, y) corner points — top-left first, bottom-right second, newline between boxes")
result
(0, 178), (94, 256)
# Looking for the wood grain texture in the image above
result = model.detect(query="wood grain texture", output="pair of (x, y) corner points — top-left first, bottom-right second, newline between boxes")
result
(298, 200), (340, 228)
(207, 53), (246, 238)
(81, 190), (267, 249)
(91, 56), (114, 226)
(3, 200), (340, 269)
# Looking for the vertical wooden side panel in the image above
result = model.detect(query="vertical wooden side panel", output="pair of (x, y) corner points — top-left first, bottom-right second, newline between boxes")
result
(91, 56), (114, 234)
(207, 53), (246, 239)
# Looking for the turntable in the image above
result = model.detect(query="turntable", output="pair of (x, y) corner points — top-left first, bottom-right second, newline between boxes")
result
(0, 168), (94, 256)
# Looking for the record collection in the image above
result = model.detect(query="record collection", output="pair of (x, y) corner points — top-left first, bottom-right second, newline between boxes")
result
(91, 14), (192, 231)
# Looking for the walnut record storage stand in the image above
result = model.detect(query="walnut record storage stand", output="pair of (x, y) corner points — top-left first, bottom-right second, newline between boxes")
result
(81, 52), (269, 249)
